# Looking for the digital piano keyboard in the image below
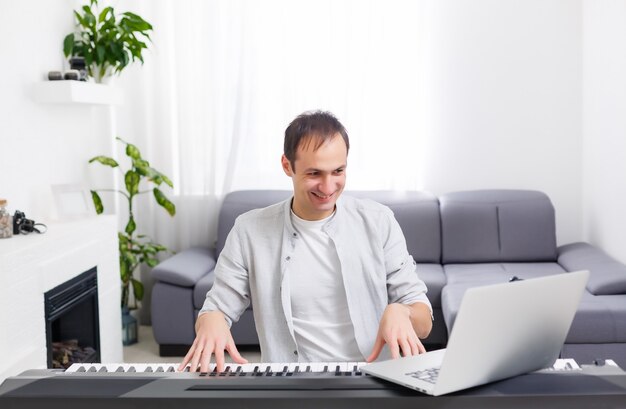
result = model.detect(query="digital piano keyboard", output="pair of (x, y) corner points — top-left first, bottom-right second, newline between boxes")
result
(2, 361), (626, 409)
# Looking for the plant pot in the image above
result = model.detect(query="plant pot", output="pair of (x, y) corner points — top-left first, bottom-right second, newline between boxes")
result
(121, 306), (138, 346)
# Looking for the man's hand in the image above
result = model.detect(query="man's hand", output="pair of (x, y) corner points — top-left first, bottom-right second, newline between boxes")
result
(366, 303), (431, 362)
(179, 311), (248, 373)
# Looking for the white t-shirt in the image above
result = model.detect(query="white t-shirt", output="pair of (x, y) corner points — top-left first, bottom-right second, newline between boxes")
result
(288, 210), (363, 362)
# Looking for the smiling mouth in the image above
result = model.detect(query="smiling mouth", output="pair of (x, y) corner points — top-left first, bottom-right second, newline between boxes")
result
(312, 192), (334, 200)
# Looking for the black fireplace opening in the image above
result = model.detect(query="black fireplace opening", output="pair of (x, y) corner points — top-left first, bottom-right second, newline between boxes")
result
(45, 267), (101, 369)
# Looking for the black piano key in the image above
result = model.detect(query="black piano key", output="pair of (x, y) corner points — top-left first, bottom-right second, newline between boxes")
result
(323, 365), (329, 372)
(276, 365), (287, 376)
(145, 366), (153, 372)
(128, 366), (136, 372)
(115, 366), (124, 372)
(167, 366), (175, 372)
(264, 366), (272, 376)
(76, 366), (86, 372)
(305, 365), (311, 372)
(87, 366), (97, 372)
(335, 365), (341, 376)
(155, 366), (165, 372)
(286, 365), (297, 377)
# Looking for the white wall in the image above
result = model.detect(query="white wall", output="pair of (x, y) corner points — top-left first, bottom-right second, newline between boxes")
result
(0, 0), (111, 221)
(4, 0), (624, 263)
(582, 0), (626, 263)
(420, 0), (583, 245)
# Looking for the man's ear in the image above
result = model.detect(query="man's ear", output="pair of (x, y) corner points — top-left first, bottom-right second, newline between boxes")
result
(281, 154), (293, 176)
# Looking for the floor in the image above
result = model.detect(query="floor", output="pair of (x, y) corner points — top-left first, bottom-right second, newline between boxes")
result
(123, 325), (262, 364)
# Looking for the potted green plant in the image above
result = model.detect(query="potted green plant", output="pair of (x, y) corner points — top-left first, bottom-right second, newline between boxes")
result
(89, 137), (175, 340)
(63, 0), (153, 83)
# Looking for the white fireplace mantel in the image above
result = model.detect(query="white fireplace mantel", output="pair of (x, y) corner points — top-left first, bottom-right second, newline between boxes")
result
(0, 216), (122, 383)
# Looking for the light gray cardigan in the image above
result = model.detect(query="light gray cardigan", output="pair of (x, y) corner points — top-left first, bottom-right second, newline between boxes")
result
(201, 195), (432, 362)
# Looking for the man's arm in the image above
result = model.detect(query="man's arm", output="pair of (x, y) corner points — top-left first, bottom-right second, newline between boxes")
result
(367, 207), (433, 362)
(407, 302), (433, 339)
(179, 221), (251, 373)
(366, 302), (432, 362)
(179, 310), (247, 373)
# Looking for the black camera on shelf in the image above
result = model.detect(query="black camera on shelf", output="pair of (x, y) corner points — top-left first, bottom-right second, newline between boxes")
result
(13, 210), (36, 234)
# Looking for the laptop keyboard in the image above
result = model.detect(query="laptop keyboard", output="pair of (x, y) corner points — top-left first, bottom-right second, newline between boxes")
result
(405, 367), (440, 384)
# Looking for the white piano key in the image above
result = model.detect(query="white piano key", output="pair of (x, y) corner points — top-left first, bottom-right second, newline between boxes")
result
(65, 361), (369, 374)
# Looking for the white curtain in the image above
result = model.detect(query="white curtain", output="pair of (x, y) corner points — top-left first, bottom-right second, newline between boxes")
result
(115, 0), (424, 253)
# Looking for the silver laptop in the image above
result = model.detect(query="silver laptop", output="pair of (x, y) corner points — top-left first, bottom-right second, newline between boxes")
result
(361, 270), (589, 396)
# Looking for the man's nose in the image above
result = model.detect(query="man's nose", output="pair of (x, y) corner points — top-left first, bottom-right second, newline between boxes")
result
(318, 175), (334, 194)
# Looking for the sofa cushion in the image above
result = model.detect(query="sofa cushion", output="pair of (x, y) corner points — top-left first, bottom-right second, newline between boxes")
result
(441, 262), (567, 331)
(559, 242), (626, 295)
(416, 263), (446, 308)
(567, 292), (626, 343)
(443, 262), (566, 286)
(152, 246), (216, 287)
(364, 192), (441, 263)
(193, 270), (216, 309)
(443, 284), (626, 343)
(440, 190), (557, 264)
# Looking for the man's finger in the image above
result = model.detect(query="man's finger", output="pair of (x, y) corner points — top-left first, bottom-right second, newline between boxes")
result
(409, 337), (421, 356)
(190, 343), (205, 373)
(366, 336), (385, 362)
(399, 339), (412, 357)
(179, 341), (197, 371)
(417, 338), (426, 354)
(389, 340), (400, 359)
(199, 346), (215, 373)
(215, 346), (226, 373)
(226, 340), (248, 364)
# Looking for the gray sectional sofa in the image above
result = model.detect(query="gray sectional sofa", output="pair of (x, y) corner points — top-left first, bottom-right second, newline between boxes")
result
(151, 189), (626, 367)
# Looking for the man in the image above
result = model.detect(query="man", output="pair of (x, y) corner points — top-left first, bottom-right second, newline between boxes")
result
(180, 111), (432, 373)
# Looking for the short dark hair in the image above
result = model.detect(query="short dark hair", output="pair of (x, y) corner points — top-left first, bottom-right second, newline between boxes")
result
(284, 110), (350, 172)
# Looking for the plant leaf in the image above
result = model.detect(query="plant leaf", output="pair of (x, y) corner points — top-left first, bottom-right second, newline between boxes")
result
(126, 143), (141, 160)
(98, 6), (112, 23)
(146, 258), (159, 268)
(158, 172), (174, 188)
(74, 10), (87, 27)
(90, 190), (104, 214)
(153, 188), (176, 216)
(63, 34), (75, 57)
(125, 170), (140, 196)
(130, 278), (144, 301)
(96, 44), (105, 64)
(88, 155), (119, 167)
(125, 215), (136, 235)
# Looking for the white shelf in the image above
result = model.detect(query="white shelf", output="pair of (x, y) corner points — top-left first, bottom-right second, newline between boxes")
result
(32, 81), (123, 105)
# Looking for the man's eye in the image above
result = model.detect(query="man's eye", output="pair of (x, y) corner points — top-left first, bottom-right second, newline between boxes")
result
(334, 169), (344, 174)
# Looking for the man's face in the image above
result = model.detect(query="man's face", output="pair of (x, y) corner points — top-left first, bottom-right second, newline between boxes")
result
(281, 133), (347, 221)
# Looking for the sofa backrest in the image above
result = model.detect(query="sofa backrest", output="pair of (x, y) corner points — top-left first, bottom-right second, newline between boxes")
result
(216, 190), (442, 263)
(439, 190), (557, 264)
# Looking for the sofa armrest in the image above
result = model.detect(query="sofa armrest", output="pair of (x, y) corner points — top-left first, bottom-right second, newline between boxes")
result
(152, 246), (216, 287)
(558, 242), (626, 295)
